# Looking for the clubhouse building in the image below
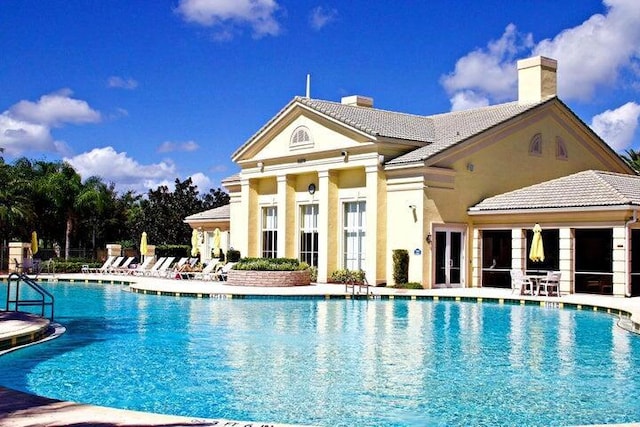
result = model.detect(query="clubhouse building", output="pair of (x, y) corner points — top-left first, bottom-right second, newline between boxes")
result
(187, 56), (640, 297)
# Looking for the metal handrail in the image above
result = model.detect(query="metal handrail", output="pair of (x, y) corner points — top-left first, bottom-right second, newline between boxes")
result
(5, 273), (55, 321)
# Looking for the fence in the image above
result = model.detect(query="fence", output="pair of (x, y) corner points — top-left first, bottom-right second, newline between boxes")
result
(0, 245), (99, 273)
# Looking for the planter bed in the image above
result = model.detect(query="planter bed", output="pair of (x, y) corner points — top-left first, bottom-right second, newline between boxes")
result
(226, 270), (310, 287)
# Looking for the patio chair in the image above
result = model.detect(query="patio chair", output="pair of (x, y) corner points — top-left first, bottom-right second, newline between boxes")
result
(88, 256), (117, 274)
(141, 257), (166, 276)
(150, 256), (176, 277)
(103, 256), (125, 274)
(181, 260), (219, 280)
(128, 257), (155, 275)
(111, 256), (135, 274)
(215, 262), (236, 281)
(510, 269), (533, 295)
(539, 271), (561, 296)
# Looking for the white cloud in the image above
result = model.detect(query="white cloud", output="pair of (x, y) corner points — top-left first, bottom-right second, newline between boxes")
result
(8, 89), (101, 127)
(441, 0), (640, 108)
(64, 146), (178, 193)
(157, 140), (200, 153)
(590, 102), (640, 151)
(440, 24), (533, 108)
(189, 172), (213, 192)
(107, 76), (138, 90)
(449, 91), (490, 112)
(176, 0), (281, 39)
(0, 90), (100, 155)
(309, 6), (337, 30)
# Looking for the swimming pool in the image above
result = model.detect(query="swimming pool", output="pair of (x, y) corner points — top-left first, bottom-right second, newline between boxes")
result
(1, 281), (639, 426)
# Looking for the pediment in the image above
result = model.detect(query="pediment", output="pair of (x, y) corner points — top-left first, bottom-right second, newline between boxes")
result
(232, 101), (376, 164)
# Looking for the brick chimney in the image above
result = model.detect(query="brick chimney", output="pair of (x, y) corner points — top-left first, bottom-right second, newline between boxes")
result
(517, 56), (557, 104)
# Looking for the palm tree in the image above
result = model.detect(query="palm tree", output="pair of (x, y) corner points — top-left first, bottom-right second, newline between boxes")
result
(622, 148), (640, 173)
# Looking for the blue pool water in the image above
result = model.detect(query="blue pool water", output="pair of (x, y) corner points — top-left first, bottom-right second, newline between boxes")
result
(1, 281), (640, 426)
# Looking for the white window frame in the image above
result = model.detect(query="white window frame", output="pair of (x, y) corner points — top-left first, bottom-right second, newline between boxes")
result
(261, 206), (278, 258)
(342, 201), (366, 271)
(299, 204), (319, 267)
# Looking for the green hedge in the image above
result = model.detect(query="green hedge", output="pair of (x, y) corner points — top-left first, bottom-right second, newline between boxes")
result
(392, 249), (409, 285)
(234, 257), (309, 271)
(329, 269), (366, 284)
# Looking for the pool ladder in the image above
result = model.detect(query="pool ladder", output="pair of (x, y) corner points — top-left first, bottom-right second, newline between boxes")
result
(5, 273), (55, 321)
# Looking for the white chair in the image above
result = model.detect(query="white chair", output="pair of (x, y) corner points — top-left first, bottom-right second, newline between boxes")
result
(510, 269), (533, 295)
(151, 256), (176, 277)
(539, 271), (561, 296)
(103, 256), (124, 274)
(88, 256), (116, 274)
(128, 257), (155, 275)
(111, 256), (135, 274)
(141, 257), (166, 276)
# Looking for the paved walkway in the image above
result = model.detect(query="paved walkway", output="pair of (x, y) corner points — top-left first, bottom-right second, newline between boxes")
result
(1, 273), (639, 426)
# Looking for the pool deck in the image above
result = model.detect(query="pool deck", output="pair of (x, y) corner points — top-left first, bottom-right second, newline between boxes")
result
(1, 272), (640, 426)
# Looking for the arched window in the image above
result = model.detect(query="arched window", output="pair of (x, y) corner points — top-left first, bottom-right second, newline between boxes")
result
(529, 133), (542, 156)
(556, 136), (568, 160)
(290, 126), (313, 149)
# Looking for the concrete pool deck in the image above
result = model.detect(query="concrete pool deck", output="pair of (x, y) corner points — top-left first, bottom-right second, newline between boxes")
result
(1, 273), (640, 426)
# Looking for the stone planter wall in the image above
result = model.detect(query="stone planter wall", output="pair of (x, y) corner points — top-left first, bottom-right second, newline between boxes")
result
(226, 270), (311, 287)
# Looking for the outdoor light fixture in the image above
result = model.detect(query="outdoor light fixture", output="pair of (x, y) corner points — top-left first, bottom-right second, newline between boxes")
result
(341, 150), (348, 162)
(257, 161), (264, 172)
(426, 233), (432, 244)
(408, 204), (416, 210)
(308, 183), (316, 195)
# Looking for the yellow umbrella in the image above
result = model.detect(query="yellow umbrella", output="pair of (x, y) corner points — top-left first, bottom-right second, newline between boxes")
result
(191, 229), (200, 257)
(529, 223), (545, 262)
(31, 231), (38, 255)
(140, 232), (148, 257)
(212, 228), (221, 258)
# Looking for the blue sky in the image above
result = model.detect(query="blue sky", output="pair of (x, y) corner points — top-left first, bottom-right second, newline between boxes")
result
(1, 0), (639, 194)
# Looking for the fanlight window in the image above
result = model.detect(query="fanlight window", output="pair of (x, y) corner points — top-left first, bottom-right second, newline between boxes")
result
(529, 133), (542, 156)
(290, 126), (313, 149)
(556, 136), (568, 160)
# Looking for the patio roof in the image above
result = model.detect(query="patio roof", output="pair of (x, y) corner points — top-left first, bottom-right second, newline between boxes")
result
(469, 170), (640, 213)
(184, 203), (230, 222)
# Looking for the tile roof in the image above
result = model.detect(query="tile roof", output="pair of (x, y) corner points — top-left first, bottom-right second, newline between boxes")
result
(233, 96), (547, 163)
(387, 100), (546, 164)
(184, 204), (230, 221)
(469, 170), (640, 212)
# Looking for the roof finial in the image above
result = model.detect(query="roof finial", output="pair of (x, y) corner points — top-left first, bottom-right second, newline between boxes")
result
(306, 74), (311, 98)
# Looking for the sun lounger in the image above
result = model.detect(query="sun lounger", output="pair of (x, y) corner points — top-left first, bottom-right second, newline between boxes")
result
(111, 256), (135, 274)
(127, 257), (155, 275)
(180, 261), (219, 280)
(141, 257), (166, 276)
(150, 256), (176, 277)
(87, 256), (116, 274)
(215, 262), (236, 281)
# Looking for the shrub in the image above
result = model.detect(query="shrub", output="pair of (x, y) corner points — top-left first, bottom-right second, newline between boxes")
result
(329, 269), (366, 284)
(234, 257), (309, 271)
(392, 249), (409, 285)
(308, 266), (318, 282)
(227, 249), (242, 262)
(389, 282), (423, 289)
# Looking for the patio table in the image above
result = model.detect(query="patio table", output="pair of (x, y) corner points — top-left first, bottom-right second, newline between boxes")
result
(525, 273), (546, 295)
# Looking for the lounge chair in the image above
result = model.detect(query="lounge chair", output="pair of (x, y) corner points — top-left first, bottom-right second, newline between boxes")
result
(128, 257), (155, 275)
(510, 269), (533, 295)
(88, 256), (117, 274)
(104, 256), (125, 274)
(215, 262), (236, 281)
(141, 257), (166, 276)
(111, 256), (135, 274)
(182, 261), (219, 280)
(172, 257), (189, 272)
(150, 256), (176, 277)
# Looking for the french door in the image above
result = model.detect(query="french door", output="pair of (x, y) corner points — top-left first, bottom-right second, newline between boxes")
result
(435, 229), (465, 288)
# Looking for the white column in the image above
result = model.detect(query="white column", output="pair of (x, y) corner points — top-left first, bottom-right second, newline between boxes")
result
(558, 228), (573, 295)
(612, 226), (626, 297)
(365, 164), (380, 284)
(317, 171), (331, 283)
(511, 228), (525, 270)
(471, 228), (481, 287)
(276, 174), (289, 258)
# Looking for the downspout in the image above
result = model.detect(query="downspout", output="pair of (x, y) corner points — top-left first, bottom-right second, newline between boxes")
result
(625, 210), (638, 297)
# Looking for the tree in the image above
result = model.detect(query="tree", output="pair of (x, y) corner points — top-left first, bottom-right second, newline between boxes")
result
(202, 187), (230, 210)
(0, 158), (34, 241)
(622, 148), (640, 173)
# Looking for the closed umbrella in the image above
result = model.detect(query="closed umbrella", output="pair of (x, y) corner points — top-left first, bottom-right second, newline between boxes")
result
(191, 229), (200, 257)
(212, 228), (221, 258)
(529, 223), (545, 262)
(140, 232), (148, 259)
(31, 231), (38, 255)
